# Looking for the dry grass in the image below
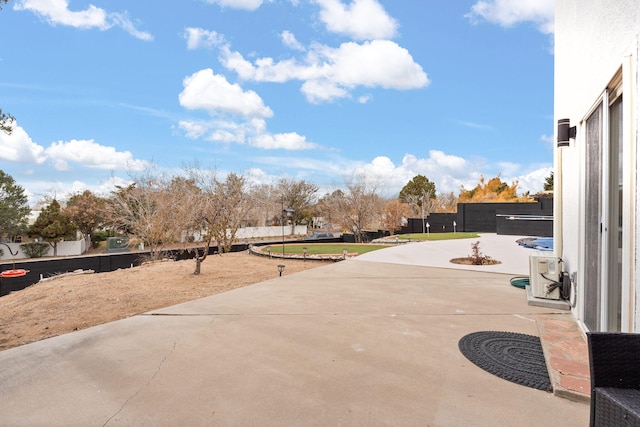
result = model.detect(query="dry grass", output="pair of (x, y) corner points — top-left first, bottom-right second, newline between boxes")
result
(0, 252), (330, 351)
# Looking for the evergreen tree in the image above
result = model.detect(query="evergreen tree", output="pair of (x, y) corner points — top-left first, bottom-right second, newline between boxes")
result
(399, 175), (436, 217)
(29, 200), (77, 256)
(0, 109), (14, 134)
(543, 172), (554, 191)
(399, 175), (436, 204)
(0, 170), (30, 239)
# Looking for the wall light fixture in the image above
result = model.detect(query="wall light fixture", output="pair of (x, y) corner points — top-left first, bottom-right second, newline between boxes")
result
(557, 118), (576, 147)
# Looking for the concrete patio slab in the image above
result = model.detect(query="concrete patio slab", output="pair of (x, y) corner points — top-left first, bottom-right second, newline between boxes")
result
(358, 233), (533, 275)
(0, 235), (589, 426)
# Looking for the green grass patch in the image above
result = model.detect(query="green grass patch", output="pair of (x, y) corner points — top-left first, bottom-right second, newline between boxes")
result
(398, 232), (480, 241)
(264, 243), (389, 255)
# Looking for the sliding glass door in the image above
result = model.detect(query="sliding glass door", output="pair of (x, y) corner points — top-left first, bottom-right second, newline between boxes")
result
(584, 103), (602, 331)
(583, 87), (624, 332)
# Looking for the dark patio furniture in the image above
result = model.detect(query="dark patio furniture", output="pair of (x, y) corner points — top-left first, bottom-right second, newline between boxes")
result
(588, 332), (640, 426)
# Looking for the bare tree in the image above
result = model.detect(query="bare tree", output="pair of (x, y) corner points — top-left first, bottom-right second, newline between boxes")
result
(316, 189), (345, 232)
(382, 199), (410, 235)
(185, 170), (254, 274)
(277, 178), (318, 230)
(210, 173), (253, 254)
(107, 173), (192, 260)
(184, 169), (219, 275)
(433, 192), (458, 213)
(404, 187), (435, 230)
(403, 194), (421, 218)
(249, 183), (278, 227)
(336, 174), (384, 243)
(64, 190), (106, 252)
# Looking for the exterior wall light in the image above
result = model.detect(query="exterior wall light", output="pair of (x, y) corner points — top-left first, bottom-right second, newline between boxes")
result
(557, 118), (576, 147)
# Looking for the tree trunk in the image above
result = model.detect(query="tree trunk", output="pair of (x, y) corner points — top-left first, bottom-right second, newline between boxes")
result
(194, 255), (202, 275)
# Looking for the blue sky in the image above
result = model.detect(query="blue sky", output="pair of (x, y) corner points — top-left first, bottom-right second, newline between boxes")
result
(0, 0), (554, 204)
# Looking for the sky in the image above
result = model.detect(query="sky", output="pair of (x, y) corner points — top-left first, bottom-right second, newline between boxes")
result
(0, 0), (555, 205)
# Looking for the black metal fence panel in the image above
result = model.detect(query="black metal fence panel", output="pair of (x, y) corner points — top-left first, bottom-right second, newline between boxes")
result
(0, 243), (252, 297)
(401, 199), (553, 237)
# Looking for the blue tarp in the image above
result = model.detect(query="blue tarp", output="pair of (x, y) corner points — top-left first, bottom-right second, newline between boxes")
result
(518, 237), (553, 251)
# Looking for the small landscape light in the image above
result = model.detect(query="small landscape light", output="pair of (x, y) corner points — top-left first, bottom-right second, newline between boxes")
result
(278, 264), (285, 276)
(342, 248), (348, 260)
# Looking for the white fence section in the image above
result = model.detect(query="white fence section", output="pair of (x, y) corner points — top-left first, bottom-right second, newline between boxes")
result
(0, 240), (86, 261)
(235, 225), (307, 240)
(1, 226), (307, 260)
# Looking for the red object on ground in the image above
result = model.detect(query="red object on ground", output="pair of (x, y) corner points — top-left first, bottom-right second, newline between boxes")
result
(0, 269), (29, 278)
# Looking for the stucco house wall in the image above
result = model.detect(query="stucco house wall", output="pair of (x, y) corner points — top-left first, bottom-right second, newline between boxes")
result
(555, 0), (640, 331)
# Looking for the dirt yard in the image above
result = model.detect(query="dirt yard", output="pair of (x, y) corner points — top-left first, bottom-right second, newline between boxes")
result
(0, 252), (331, 351)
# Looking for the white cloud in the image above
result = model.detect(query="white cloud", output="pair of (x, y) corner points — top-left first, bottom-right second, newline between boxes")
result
(179, 117), (248, 145)
(179, 68), (274, 118)
(540, 133), (554, 149)
(496, 161), (521, 177)
(14, 0), (153, 40)
(504, 165), (553, 195)
(321, 41), (427, 89)
(466, 0), (554, 34)
(0, 124), (47, 164)
(313, 0), (398, 40)
(179, 116), (318, 151)
(203, 0), (266, 11)
(111, 13), (153, 41)
(220, 39), (428, 103)
(178, 74), (316, 150)
(344, 150), (549, 198)
(219, 47), (260, 80)
(45, 139), (150, 171)
(300, 79), (349, 103)
(21, 175), (134, 206)
(14, 0), (108, 28)
(248, 151), (483, 196)
(250, 132), (318, 150)
(184, 27), (225, 50)
(352, 151), (479, 196)
(456, 120), (492, 130)
(280, 30), (305, 51)
(178, 120), (209, 140)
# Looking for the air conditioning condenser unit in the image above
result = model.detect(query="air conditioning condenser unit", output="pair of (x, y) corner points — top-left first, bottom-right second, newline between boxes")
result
(529, 255), (562, 300)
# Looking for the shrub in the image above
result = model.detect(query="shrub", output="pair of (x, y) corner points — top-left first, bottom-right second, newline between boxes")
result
(92, 229), (115, 248)
(469, 241), (493, 265)
(20, 242), (50, 258)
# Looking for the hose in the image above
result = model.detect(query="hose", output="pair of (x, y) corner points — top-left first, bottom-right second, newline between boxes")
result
(510, 276), (529, 289)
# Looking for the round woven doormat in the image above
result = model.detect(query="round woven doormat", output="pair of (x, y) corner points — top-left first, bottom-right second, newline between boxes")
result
(458, 331), (552, 392)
